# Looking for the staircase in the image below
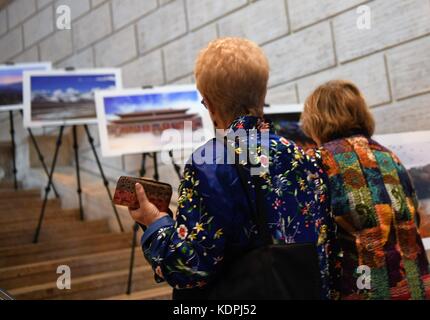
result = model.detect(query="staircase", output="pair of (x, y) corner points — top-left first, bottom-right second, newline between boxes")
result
(0, 187), (172, 300)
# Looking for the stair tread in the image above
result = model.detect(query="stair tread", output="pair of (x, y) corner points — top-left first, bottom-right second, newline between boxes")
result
(0, 218), (108, 233)
(0, 208), (79, 222)
(0, 189), (40, 198)
(0, 247), (143, 277)
(0, 219), (112, 248)
(0, 247), (147, 291)
(9, 265), (152, 296)
(0, 232), (135, 268)
(0, 232), (132, 256)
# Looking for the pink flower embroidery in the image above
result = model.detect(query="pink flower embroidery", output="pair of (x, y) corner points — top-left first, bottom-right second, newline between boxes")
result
(280, 137), (290, 146)
(260, 155), (269, 168)
(177, 224), (188, 240)
(272, 198), (284, 210)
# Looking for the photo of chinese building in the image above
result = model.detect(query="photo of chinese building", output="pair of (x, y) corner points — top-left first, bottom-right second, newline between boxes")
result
(107, 108), (203, 137)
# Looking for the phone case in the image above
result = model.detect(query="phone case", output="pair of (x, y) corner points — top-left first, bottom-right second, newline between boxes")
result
(113, 176), (172, 212)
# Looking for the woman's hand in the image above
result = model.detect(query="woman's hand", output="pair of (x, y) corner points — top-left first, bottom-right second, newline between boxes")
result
(128, 183), (167, 226)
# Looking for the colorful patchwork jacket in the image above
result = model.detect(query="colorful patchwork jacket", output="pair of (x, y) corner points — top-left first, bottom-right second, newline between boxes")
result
(318, 135), (430, 300)
(140, 115), (332, 299)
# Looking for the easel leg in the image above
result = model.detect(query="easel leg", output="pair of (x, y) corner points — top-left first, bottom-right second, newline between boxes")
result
(169, 150), (182, 180)
(73, 126), (84, 220)
(9, 111), (18, 190)
(126, 222), (139, 295)
(139, 153), (147, 177)
(128, 152), (150, 295)
(83, 125), (124, 232)
(33, 126), (64, 243)
(19, 110), (60, 197)
(152, 152), (159, 181)
(27, 129), (60, 198)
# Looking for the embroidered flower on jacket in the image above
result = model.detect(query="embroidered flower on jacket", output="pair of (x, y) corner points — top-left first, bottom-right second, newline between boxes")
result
(214, 228), (223, 239)
(259, 154), (269, 168)
(194, 222), (204, 233)
(280, 137), (290, 147)
(177, 224), (188, 240)
(272, 198), (284, 210)
(213, 256), (224, 264)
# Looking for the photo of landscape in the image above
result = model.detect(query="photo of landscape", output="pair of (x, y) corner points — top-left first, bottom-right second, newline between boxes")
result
(96, 86), (213, 156)
(29, 71), (119, 125)
(374, 131), (430, 239)
(0, 63), (51, 111)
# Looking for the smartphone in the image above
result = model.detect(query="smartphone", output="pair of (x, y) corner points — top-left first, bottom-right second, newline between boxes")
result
(113, 176), (172, 212)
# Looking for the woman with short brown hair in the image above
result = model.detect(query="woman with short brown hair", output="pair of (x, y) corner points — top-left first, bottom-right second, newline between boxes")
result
(301, 80), (430, 300)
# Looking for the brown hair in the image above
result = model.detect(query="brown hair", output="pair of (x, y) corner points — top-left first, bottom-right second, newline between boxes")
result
(194, 37), (269, 119)
(300, 80), (375, 144)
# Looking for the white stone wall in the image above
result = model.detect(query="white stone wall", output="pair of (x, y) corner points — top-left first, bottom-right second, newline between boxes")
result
(0, 0), (429, 195)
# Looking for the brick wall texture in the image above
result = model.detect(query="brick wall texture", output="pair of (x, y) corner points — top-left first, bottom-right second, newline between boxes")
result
(1, 0), (430, 182)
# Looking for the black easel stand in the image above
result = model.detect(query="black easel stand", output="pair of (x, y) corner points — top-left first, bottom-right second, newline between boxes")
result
(126, 222), (140, 295)
(4, 62), (17, 189)
(4, 60), (59, 196)
(73, 126), (84, 220)
(169, 150), (182, 180)
(33, 125), (124, 243)
(26, 127), (60, 198)
(139, 153), (147, 177)
(34, 126), (64, 243)
(9, 111), (18, 189)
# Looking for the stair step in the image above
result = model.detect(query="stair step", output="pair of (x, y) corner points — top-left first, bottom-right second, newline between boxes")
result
(0, 181), (16, 189)
(0, 232), (134, 268)
(0, 247), (146, 290)
(0, 210), (82, 234)
(104, 286), (172, 300)
(0, 198), (60, 211)
(0, 206), (76, 225)
(10, 265), (157, 300)
(0, 219), (111, 248)
(0, 189), (41, 199)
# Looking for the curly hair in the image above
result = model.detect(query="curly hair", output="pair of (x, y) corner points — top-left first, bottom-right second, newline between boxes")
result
(194, 37), (269, 119)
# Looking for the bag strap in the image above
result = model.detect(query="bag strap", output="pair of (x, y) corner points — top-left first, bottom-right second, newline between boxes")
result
(232, 147), (273, 246)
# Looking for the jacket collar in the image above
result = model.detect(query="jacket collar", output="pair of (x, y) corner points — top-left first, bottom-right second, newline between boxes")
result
(227, 115), (272, 133)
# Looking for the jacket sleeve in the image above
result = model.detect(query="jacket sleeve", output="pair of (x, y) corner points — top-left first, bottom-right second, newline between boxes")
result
(140, 163), (228, 289)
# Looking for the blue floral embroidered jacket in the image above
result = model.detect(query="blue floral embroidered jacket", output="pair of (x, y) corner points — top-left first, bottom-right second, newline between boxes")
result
(141, 116), (333, 298)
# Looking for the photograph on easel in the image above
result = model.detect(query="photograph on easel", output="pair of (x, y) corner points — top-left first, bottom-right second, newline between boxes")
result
(0, 62), (51, 111)
(95, 85), (214, 157)
(22, 68), (122, 127)
(374, 131), (430, 242)
(263, 104), (316, 150)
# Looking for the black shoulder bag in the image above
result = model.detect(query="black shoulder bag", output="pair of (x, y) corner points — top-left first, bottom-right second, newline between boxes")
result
(207, 163), (322, 300)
